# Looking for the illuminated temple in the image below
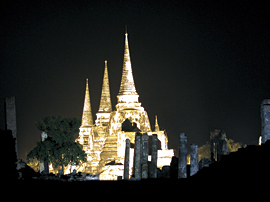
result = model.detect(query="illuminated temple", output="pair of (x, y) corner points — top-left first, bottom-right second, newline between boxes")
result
(76, 31), (174, 180)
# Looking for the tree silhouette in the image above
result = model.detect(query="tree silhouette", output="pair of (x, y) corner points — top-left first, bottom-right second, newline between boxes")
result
(27, 116), (87, 173)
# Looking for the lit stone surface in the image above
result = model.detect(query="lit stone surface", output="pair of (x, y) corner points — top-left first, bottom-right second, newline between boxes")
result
(81, 79), (93, 127)
(98, 60), (112, 113)
(75, 31), (174, 180)
(95, 61), (112, 127)
(118, 32), (137, 96)
(155, 115), (160, 132)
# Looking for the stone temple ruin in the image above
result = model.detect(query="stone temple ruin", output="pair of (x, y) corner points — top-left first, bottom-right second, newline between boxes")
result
(74, 31), (174, 180)
(3, 29), (270, 181)
(210, 129), (228, 162)
(3, 94), (270, 182)
(120, 129), (232, 179)
(23, 98), (270, 180)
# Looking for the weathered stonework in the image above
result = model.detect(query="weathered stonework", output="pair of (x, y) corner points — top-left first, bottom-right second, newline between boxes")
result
(210, 129), (228, 162)
(150, 134), (158, 178)
(261, 99), (270, 144)
(178, 133), (187, 178)
(123, 138), (130, 180)
(141, 133), (149, 179)
(190, 143), (199, 176)
(5, 97), (17, 138)
(5, 97), (18, 163)
(39, 132), (49, 174)
(134, 133), (141, 179)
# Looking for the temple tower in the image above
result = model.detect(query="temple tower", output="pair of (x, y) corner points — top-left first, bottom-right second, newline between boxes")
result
(96, 60), (112, 126)
(100, 30), (152, 174)
(76, 29), (174, 179)
(155, 115), (160, 132)
(81, 78), (93, 127)
(117, 31), (139, 106)
(77, 79), (94, 172)
(112, 30), (151, 132)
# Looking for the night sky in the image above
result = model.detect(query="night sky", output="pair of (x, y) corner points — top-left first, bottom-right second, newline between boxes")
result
(1, 1), (270, 161)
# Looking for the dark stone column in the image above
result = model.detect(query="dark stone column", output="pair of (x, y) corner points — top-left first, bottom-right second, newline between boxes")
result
(5, 97), (18, 163)
(5, 97), (17, 138)
(134, 133), (141, 179)
(161, 166), (170, 178)
(141, 133), (149, 179)
(178, 133), (187, 178)
(210, 135), (216, 162)
(5, 97), (17, 146)
(261, 99), (270, 144)
(39, 132), (49, 174)
(150, 134), (158, 178)
(190, 143), (199, 176)
(218, 132), (228, 161)
(210, 130), (228, 162)
(124, 138), (130, 180)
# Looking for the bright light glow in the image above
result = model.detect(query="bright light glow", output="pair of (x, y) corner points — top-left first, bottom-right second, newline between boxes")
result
(117, 94), (139, 104)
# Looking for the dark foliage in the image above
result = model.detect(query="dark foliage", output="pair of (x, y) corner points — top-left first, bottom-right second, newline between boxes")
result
(27, 116), (86, 171)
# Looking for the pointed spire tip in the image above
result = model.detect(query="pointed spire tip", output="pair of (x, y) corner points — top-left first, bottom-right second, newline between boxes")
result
(155, 115), (160, 131)
(118, 27), (138, 97)
(81, 77), (93, 126)
(98, 60), (112, 113)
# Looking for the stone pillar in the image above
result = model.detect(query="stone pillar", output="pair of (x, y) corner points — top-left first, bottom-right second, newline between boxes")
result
(134, 133), (141, 179)
(210, 130), (217, 161)
(210, 138), (216, 162)
(39, 162), (45, 174)
(150, 134), (158, 178)
(39, 132), (49, 174)
(190, 143), (199, 176)
(261, 99), (270, 144)
(211, 130), (228, 162)
(219, 132), (228, 161)
(5, 97), (17, 138)
(71, 162), (76, 174)
(141, 133), (149, 179)
(178, 133), (187, 178)
(5, 97), (18, 162)
(124, 138), (130, 180)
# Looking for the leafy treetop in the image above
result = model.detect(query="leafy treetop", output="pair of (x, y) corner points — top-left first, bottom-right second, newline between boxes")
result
(27, 116), (86, 172)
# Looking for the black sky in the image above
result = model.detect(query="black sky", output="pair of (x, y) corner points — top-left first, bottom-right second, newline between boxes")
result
(1, 0), (270, 160)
